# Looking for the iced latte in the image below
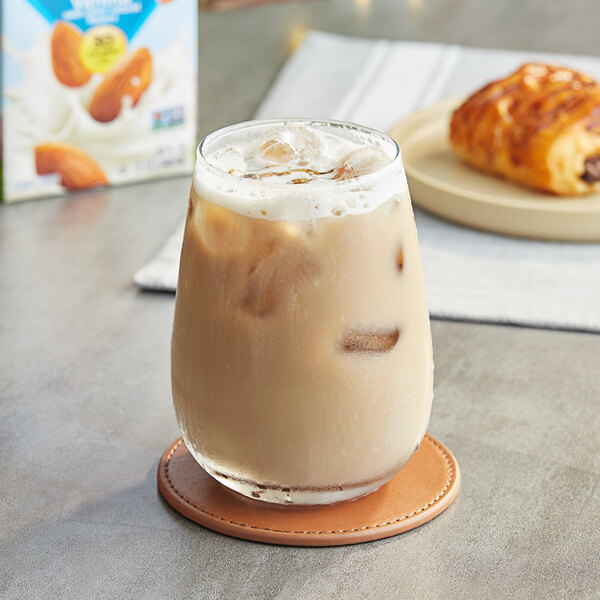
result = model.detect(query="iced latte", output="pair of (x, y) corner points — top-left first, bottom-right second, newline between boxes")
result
(171, 119), (433, 504)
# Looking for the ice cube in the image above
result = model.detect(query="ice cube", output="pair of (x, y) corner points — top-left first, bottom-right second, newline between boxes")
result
(213, 146), (246, 174)
(259, 139), (297, 164)
(198, 201), (247, 257)
(247, 237), (277, 275)
(340, 327), (400, 353)
(292, 127), (338, 169)
(242, 274), (279, 318)
(242, 244), (318, 317)
(293, 127), (321, 153)
(334, 146), (390, 180)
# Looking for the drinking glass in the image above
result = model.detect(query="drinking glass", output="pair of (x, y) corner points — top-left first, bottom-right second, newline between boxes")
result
(171, 119), (433, 504)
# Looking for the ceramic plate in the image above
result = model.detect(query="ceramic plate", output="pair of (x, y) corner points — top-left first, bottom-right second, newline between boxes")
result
(389, 98), (600, 241)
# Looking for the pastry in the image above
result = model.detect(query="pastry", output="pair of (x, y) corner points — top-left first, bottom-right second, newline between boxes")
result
(449, 63), (600, 195)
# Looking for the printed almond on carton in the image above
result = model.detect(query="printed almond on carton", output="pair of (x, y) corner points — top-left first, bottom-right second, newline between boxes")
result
(89, 48), (152, 122)
(51, 22), (91, 87)
(35, 143), (108, 190)
(3, 0), (197, 202)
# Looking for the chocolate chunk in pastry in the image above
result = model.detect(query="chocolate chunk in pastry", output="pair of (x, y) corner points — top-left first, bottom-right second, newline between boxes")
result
(449, 63), (600, 195)
(582, 155), (600, 183)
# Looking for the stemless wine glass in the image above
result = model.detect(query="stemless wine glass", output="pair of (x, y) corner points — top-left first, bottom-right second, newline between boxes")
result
(171, 119), (433, 505)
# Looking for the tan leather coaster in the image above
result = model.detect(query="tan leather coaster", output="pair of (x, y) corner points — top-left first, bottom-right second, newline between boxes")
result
(157, 434), (460, 546)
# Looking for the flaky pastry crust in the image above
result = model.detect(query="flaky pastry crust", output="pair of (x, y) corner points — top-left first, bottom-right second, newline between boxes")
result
(449, 63), (600, 195)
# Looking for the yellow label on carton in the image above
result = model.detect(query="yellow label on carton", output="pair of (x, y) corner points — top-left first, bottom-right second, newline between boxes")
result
(79, 26), (127, 73)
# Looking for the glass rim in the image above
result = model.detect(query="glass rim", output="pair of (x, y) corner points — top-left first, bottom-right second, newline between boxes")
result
(195, 117), (402, 192)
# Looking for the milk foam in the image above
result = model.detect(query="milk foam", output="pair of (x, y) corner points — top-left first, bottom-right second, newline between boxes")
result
(193, 120), (408, 221)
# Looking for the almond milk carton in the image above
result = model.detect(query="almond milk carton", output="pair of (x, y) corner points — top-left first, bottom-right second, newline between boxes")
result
(1, 0), (198, 202)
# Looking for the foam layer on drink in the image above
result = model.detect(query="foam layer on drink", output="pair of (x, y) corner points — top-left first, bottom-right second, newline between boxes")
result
(193, 120), (408, 221)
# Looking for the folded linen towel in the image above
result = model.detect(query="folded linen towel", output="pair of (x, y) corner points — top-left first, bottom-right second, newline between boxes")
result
(134, 31), (600, 332)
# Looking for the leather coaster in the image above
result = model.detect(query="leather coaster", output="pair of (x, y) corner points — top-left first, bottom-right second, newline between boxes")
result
(157, 434), (460, 546)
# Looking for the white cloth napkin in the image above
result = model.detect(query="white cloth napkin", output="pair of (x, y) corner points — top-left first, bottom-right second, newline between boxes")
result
(134, 31), (600, 332)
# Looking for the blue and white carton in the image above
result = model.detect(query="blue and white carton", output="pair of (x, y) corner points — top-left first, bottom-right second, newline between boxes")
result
(2, 0), (198, 201)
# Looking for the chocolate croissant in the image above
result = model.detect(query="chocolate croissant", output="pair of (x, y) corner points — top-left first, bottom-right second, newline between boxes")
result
(449, 63), (600, 195)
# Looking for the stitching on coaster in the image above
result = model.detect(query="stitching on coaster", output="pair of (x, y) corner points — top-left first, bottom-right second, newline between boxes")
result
(161, 434), (455, 536)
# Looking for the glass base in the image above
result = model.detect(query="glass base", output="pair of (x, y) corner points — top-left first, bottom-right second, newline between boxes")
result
(202, 464), (396, 506)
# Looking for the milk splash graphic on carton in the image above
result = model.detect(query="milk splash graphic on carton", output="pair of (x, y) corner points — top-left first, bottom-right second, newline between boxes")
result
(1, 0), (198, 202)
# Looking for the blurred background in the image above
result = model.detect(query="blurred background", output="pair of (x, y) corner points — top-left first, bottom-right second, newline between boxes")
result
(198, 0), (598, 138)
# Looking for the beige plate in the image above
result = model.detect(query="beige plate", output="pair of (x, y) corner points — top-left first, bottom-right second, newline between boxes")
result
(389, 98), (600, 242)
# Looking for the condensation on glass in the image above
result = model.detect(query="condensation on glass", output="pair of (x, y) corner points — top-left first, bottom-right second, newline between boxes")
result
(171, 119), (433, 505)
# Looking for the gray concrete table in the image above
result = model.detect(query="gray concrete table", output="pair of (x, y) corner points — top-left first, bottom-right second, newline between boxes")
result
(2, 1), (600, 598)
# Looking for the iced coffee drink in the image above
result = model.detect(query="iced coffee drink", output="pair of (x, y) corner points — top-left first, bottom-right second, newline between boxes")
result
(171, 119), (433, 504)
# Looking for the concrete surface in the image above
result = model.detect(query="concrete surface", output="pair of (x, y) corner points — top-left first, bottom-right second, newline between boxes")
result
(2, 0), (600, 598)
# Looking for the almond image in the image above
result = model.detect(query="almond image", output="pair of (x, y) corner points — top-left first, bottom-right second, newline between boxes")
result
(35, 143), (108, 190)
(51, 22), (91, 87)
(89, 48), (152, 122)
